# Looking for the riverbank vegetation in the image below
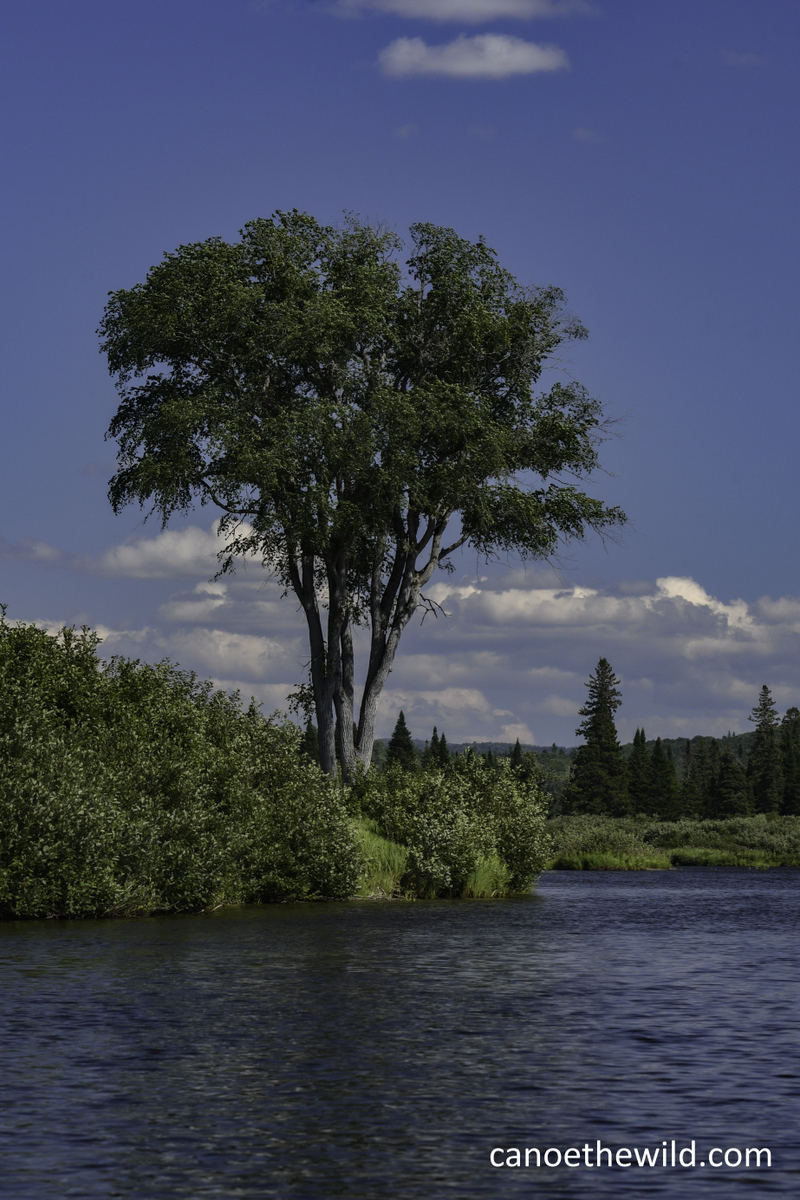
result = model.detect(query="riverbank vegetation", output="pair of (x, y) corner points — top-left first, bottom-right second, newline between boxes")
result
(0, 613), (362, 919)
(0, 614), (550, 918)
(547, 814), (800, 870)
(352, 760), (550, 898)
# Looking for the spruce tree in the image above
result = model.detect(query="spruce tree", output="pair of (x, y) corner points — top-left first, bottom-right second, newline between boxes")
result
(709, 749), (752, 816)
(627, 728), (651, 813)
(386, 711), (417, 771)
(747, 685), (783, 813)
(422, 725), (440, 770)
(510, 738), (523, 771)
(781, 707), (800, 814)
(564, 658), (629, 815)
(648, 738), (680, 818)
(680, 739), (704, 817)
(437, 731), (450, 768)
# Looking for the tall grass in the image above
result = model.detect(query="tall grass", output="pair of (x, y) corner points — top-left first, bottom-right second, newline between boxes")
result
(548, 814), (800, 869)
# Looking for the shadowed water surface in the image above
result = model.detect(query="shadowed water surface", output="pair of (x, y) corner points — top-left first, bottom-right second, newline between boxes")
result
(1, 869), (798, 1198)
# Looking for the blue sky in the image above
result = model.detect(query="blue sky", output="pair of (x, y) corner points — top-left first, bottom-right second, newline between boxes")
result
(1, 0), (798, 745)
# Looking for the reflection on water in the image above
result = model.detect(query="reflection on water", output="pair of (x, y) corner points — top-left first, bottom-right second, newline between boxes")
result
(1, 870), (799, 1197)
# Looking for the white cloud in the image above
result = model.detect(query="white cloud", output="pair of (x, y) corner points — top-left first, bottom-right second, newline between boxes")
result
(378, 34), (569, 79)
(334, 0), (591, 20)
(405, 571), (800, 742)
(16, 525), (800, 745)
(0, 537), (65, 564)
(501, 722), (537, 743)
(163, 628), (299, 681)
(98, 522), (240, 579)
(655, 576), (752, 629)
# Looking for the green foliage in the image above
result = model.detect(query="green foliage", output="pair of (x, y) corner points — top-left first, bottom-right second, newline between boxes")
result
(462, 855), (513, 898)
(564, 658), (629, 815)
(648, 737), (681, 818)
(386, 710), (418, 771)
(550, 851), (673, 871)
(548, 814), (800, 869)
(781, 707), (800, 814)
(747, 685), (783, 813)
(100, 211), (625, 779)
(627, 728), (650, 811)
(708, 749), (752, 817)
(354, 818), (409, 898)
(352, 757), (551, 897)
(300, 719), (320, 765)
(0, 614), (360, 918)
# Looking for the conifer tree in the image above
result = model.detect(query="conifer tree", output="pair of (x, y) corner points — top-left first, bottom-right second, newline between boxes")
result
(511, 738), (523, 771)
(422, 725), (440, 770)
(781, 707), (800, 814)
(386, 711), (417, 771)
(627, 728), (650, 812)
(680, 739), (704, 817)
(437, 731), (450, 768)
(564, 658), (629, 815)
(648, 738), (680, 818)
(709, 749), (752, 816)
(747, 685), (783, 813)
(702, 739), (722, 816)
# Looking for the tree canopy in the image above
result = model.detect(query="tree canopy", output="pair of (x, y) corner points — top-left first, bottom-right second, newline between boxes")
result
(100, 211), (625, 777)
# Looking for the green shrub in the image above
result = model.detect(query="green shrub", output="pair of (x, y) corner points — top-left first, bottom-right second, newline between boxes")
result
(352, 756), (551, 897)
(0, 614), (360, 918)
(548, 813), (800, 869)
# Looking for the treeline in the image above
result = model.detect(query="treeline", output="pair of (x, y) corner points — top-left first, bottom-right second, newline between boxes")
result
(304, 708), (548, 781)
(563, 658), (800, 819)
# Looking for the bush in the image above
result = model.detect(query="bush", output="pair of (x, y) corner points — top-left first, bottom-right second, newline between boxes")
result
(352, 756), (551, 897)
(547, 813), (800, 869)
(0, 614), (360, 918)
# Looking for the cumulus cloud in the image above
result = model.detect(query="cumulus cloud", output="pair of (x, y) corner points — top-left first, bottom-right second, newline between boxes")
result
(334, 0), (591, 20)
(162, 628), (299, 681)
(15, 518), (800, 744)
(378, 34), (569, 79)
(0, 522), (259, 581)
(409, 572), (800, 742)
(97, 521), (260, 579)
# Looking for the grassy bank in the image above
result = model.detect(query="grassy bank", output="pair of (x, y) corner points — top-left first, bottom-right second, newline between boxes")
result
(547, 814), (800, 870)
(355, 818), (516, 898)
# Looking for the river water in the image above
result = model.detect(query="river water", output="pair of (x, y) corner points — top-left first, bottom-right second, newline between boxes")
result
(1, 869), (798, 1198)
